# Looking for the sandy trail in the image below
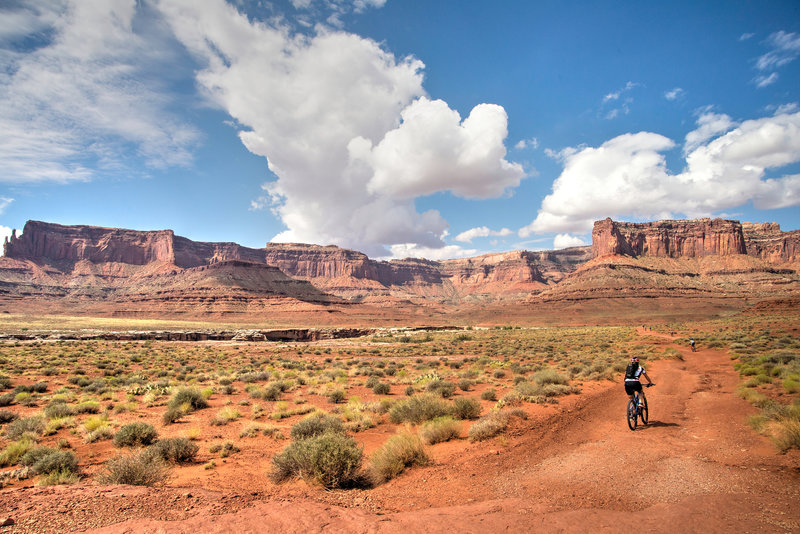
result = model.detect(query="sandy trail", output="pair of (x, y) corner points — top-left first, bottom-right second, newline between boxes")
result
(4, 330), (799, 533)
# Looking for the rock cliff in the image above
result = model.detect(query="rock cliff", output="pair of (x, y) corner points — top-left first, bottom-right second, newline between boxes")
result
(742, 222), (800, 264)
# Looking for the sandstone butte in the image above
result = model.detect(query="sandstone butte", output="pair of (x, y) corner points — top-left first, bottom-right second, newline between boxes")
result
(1, 217), (799, 323)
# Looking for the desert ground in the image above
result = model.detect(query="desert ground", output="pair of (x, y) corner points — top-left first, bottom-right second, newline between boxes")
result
(0, 309), (798, 533)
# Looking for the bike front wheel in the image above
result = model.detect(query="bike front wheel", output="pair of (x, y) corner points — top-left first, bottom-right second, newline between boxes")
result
(627, 399), (638, 430)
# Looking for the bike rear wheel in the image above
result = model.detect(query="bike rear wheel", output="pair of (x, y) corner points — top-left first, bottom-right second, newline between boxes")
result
(640, 396), (648, 425)
(627, 399), (638, 430)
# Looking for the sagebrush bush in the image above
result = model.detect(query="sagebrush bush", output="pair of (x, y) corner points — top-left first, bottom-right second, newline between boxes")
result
(369, 432), (428, 484)
(388, 394), (451, 424)
(99, 450), (170, 486)
(452, 397), (482, 420)
(113, 422), (158, 447)
(419, 417), (461, 445)
(290, 412), (344, 441)
(0, 438), (34, 467)
(271, 431), (363, 489)
(426, 380), (456, 398)
(23, 448), (78, 476)
(6, 416), (44, 440)
(372, 382), (391, 395)
(0, 409), (17, 424)
(147, 438), (198, 463)
(168, 388), (208, 411)
(481, 389), (497, 401)
(44, 402), (74, 419)
(468, 411), (510, 442)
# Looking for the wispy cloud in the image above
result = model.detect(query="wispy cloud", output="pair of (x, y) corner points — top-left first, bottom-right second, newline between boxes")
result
(739, 32), (755, 41)
(514, 137), (539, 150)
(752, 30), (800, 88)
(601, 81), (638, 119)
(0, 197), (13, 214)
(0, 1), (200, 183)
(664, 87), (685, 101)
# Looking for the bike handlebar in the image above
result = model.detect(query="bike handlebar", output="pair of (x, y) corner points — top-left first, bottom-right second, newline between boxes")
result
(645, 383), (655, 387)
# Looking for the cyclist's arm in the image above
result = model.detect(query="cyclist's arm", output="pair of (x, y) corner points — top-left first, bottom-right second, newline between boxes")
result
(641, 370), (653, 384)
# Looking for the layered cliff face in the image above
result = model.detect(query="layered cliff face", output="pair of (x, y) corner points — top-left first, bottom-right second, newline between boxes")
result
(742, 222), (800, 264)
(592, 218), (747, 259)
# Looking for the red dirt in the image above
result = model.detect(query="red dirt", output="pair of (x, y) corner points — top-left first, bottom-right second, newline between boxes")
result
(1, 330), (799, 533)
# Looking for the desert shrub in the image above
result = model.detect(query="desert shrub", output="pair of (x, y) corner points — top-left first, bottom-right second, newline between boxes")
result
(773, 420), (800, 452)
(168, 388), (208, 411)
(388, 394), (451, 424)
(468, 411), (510, 442)
(239, 371), (270, 383)
(210, 407), (241, 426)
(271, 431), (363, 489)
(457, 379), (473, 392)
(532, 368), (569, 386)
(38, 468), (79, 486)
(22, 448), (78, 475)
(74, 401), (100, 414)
(0, 410), (17, 424)
(99, 449), (170, 486)
(480, 389), (497, 401)
(365, 376), (380, 389)
(0, 393), (14, 407)
(452, 397), (482, 420)
(147, 438), (198, 463)
(426, 380), (456, 398)
(404, 386), (415, 396)
(419, 417), (461, 445)
(0, 438), (34, 467)
(209, 440), (240, 457)
(372, 382), (391, 395)
(493, 370), (506, 379)
(44, 402), (74, 419)
(260, 384), (282, 401)
(113, 422), (158, 447)
(327, 389), (346, 404)
(290, 412), (344, 441)
(369, 432), (428, 484)
(6, 416), (45, 440)
(162, 406), (184, 425)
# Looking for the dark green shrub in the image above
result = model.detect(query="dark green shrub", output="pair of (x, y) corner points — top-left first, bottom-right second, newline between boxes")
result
(404, 386), (415, 396)
(290, 413), (344, 441)
(426, 380), (456, 398)
(369, 432), (428, 484)
(327, 389), (346, 404)
(388, 394), (451, 424)
(0, 410), (17, 424)
(99, 450), (170, 486)
(6, 416), (45, 439)
(372, 382), (391, 395)
(113, 422), (158, 447)
(480, 388), (497, 401)
(147, 438), (198, 463)
(23, 448), (78, 475)
(452, 397), (482, 420)
(168, 388), (208, 411)
(271, 431), (363, 489)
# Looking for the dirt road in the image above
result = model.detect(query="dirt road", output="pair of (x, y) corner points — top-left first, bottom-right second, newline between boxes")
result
(4, 331), (800, 533)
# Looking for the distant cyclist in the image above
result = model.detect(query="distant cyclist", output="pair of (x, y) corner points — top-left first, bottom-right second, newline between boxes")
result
(689, 338), (696, 352)
(624, 356), (653, 405)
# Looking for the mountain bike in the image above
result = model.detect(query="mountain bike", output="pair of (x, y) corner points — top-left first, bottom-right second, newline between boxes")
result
(626, 384), (654, 431)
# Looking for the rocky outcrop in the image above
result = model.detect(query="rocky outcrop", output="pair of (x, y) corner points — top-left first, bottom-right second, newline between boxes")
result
(742, 222), (800, 264)
(592, 218), (747, 259)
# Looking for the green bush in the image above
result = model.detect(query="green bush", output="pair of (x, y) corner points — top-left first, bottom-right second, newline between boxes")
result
(532, 368), (569, 386)
(290, 412), (344, 441)
(0, 409), (17, 424)
(468, 411), (510, 442)
(44, 402), (74, 419)
(388, 394), (451, 424)
(369, 432), (428, 484)
(372, 382), (391, 395)
(0, 438), (34, 467)
(327, 389), (346, 404)
(113, 422), (158, 447)
(452, 397), (482, 420)
(22, 448), (78, 475)
(147, 438), (198, 463)
(6, 416), (45, 440)
(419, 417), (461, 445)
(480, 389), (497, 401)
(99, 449), (170, 486)
(168, 388), (208, 411)
(271, 431), (363, 489)
(426, 380), (456, 398)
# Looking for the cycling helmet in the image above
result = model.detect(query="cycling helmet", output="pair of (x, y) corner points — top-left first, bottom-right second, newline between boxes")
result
(630, 356), (639, 363)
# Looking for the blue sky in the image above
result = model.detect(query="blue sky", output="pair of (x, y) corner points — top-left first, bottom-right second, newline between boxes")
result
(1, 0), (799, 259)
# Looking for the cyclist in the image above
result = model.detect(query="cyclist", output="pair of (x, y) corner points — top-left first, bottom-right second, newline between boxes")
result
(624, 356), (653, 406)
(689, 338), (696, 352)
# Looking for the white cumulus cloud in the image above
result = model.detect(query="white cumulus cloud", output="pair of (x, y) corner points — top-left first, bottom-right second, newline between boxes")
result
(553, 233), (587, 249)
(521, 111), (800, 236)
(454, 226), (513, 243)
(664, 87), (685, 101)
(157, 0), (524, 257)
(684, 111), (736, 153)
(0, 197), (12, 214)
